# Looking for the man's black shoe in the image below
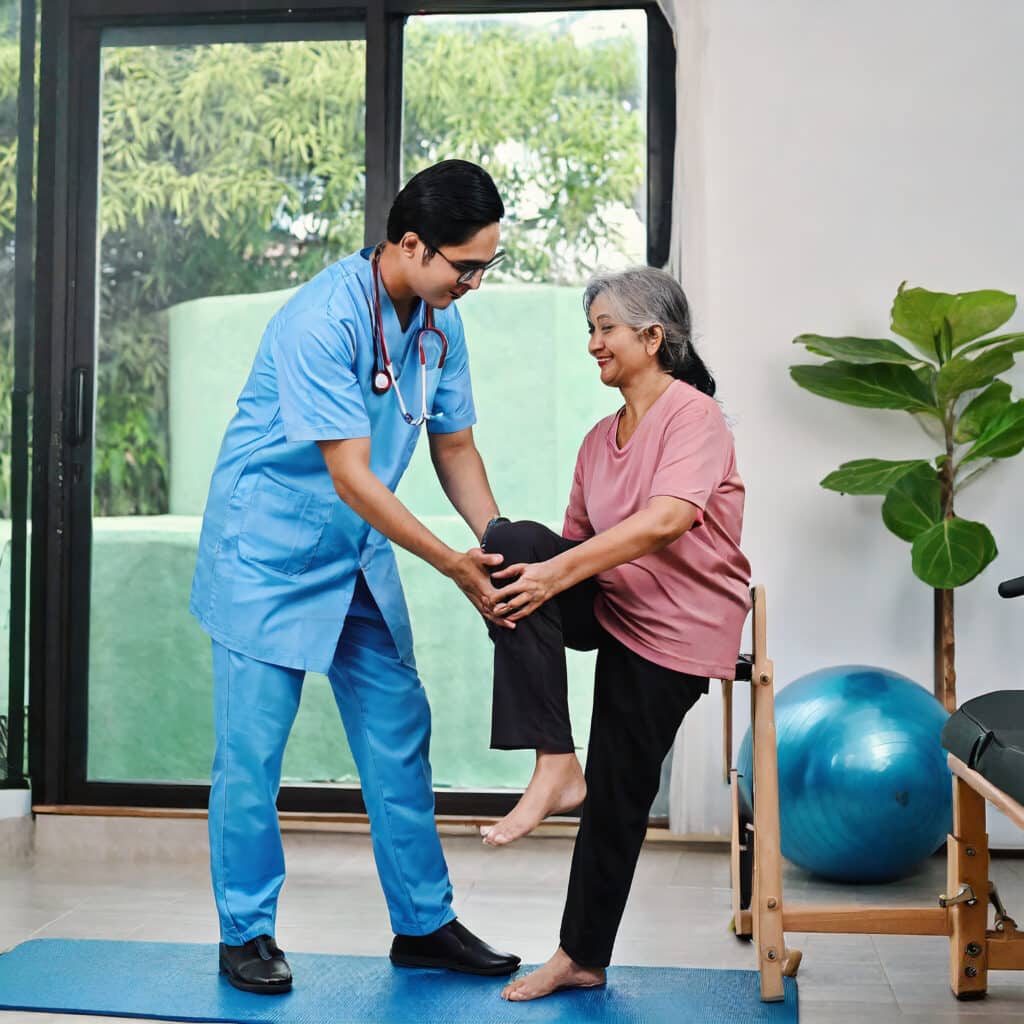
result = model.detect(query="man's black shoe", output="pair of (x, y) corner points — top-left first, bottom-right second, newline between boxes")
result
(219, 934), (293, 994)
(390, 919), (521, 976)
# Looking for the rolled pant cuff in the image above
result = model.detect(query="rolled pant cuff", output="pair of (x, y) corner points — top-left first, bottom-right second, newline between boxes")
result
(559, 934), (611, 970)
(490, 731), (575, 753)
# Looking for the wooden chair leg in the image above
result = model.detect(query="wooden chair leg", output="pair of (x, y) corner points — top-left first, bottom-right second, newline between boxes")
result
(751, 659), (785, 1002)
(948, 775), (989, 1000)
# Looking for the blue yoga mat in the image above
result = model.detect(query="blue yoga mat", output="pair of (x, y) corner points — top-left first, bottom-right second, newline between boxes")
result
(0, 939), (798, 1023)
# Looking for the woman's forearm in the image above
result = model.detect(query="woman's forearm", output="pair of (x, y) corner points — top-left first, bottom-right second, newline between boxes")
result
(552, 499), (698, 592)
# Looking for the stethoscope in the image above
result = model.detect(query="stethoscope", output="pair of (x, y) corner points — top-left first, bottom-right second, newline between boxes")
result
(368, 243), (448, 427)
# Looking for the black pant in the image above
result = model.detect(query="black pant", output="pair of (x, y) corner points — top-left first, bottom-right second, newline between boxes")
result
(484, 520), (708, 967)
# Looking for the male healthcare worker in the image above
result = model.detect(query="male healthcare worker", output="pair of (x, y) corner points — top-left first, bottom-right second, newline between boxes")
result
(190, 160), (519, 994)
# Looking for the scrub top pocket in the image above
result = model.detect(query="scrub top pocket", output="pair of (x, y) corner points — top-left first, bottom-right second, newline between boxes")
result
(237, 474), (336, 577)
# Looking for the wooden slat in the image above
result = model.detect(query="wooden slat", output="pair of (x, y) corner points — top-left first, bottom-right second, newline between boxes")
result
(782, 905), (948, 935)
(947, 755), (1024, 830)
(988, 933), (1024, 971)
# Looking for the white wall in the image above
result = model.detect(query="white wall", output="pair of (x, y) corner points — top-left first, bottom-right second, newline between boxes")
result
(672, 0), (1024, 846)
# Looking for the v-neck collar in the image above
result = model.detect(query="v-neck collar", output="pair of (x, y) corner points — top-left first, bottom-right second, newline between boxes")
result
(608, 379), (678, 453)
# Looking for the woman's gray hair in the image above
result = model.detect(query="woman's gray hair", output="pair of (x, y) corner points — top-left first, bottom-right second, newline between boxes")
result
(583, 266), (715, 396)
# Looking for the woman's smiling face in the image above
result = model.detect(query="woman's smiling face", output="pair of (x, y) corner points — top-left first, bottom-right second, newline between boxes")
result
(586, 293), (661, 388)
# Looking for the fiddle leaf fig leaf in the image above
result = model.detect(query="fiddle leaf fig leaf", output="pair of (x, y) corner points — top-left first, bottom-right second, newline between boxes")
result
(944, 290), (1017, 348)
(958, 331), (1024, 358)
(790, 361), (939, 415)
(911, 518), (997, 588)
(892, 287), (956, 358)
(936, 346), (1015, 404)
(881, 466), (942, 542)
(820, 458), (930, 495)
(955, 381), (1013, 443)
(793, 335), (921, 365)
(892, 287), (1017, 356)
(961, 401), (1024, 464)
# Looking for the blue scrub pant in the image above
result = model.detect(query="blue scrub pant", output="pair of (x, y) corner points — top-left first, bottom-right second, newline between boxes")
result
(208, 578), (454, 945)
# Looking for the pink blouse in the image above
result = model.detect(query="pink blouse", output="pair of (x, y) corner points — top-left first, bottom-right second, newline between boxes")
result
(563, 380), (751, 679)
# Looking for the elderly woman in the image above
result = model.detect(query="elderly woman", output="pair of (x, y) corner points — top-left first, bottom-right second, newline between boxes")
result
(478, 266), (751, 1001)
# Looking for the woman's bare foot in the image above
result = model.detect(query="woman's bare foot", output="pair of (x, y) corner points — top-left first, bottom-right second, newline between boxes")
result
(480, 752), (586, 847)
(501, 947), (605, 1002)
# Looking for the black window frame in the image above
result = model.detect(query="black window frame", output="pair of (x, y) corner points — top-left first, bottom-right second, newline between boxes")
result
(29, 0), (676, 812)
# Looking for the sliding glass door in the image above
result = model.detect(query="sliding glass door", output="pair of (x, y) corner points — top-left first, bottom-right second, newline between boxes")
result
(32, 0), (673, 811)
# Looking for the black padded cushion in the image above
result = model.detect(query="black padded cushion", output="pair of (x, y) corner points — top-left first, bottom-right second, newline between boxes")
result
(942, 690), (1024, 806)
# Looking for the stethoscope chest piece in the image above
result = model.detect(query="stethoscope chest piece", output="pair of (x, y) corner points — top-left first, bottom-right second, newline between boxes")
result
(372, 369), (392, 394)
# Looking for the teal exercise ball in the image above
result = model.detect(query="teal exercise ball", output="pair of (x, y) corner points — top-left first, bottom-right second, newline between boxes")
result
(737, 665), (951, 883)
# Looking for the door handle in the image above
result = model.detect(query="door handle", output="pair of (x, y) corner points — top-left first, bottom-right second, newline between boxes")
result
(68, 366), (89, 446)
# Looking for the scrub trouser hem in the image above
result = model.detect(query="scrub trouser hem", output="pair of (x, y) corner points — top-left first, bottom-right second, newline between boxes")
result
(232, 922), (279, 946)
(394, 907), (458, 938)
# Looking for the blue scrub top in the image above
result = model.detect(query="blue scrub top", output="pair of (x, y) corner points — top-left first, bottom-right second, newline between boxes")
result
(189, 247), (476, 673)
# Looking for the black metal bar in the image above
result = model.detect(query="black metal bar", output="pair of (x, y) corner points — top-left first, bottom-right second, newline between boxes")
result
(4, 0), (37, 790)
(646, 3), (675, 267)
(392, 0), (649, 11)
(102, 21), (365, 45)
(364, 2), (404, 245)
(71, 2), (367, 20)
(61, 24), (103, 806)
(29, 0), (70, 806)
(67, 0), (650, 19)
(56, 779), (581, 819)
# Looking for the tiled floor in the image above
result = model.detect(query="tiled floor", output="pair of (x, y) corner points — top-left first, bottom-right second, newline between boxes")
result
(2, 825), (1024, 1022)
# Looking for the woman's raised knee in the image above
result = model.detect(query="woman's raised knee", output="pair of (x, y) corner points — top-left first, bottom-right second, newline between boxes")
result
(484, 519), (552, 565)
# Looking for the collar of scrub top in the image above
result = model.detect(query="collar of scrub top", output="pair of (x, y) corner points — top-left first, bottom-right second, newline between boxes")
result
(369, 242), (448, 427)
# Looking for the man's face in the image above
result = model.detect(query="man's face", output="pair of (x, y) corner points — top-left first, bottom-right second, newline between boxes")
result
(408, 222), (502, 308)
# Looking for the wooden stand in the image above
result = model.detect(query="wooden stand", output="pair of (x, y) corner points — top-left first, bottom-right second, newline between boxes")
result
(724, 586), (1024, 1003)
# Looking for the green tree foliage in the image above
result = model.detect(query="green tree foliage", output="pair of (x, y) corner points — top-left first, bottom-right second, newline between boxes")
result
(0, 18), (644, 515)
(403, 21), (644, 283)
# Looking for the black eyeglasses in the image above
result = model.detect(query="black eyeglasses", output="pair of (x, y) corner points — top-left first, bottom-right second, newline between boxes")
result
(425, 242), (506, 285)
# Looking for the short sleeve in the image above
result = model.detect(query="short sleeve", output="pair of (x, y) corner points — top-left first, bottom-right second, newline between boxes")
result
(271, 310), (371, 443)
(562, 444), (595, 540)
(649, 402), (731, 526)
(426, 309), (477, 435)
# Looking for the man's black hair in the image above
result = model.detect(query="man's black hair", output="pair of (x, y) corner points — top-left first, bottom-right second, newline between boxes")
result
(387, 159), (504, 249)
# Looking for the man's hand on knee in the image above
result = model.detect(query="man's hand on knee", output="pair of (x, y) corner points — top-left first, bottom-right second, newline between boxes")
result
(446, 548), (515, 629)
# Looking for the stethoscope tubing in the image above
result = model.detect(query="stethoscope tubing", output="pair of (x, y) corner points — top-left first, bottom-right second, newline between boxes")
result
(369, 247), (448, 426)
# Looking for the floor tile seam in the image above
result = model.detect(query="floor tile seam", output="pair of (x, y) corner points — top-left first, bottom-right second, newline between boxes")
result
(22, 908), (79, 942)
(862, 933), (903, 1009)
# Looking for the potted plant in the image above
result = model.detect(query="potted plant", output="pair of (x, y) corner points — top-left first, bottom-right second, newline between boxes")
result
(791, 285), (1024, 711)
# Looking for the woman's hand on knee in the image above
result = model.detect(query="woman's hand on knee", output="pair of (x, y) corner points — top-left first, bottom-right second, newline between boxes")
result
(491, 559), (562, 622)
